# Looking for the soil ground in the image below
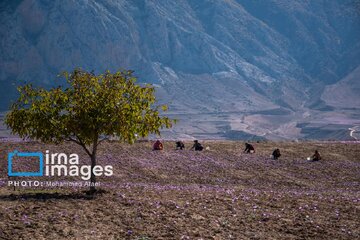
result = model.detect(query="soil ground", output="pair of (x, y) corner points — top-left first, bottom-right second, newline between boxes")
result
(0, 140), (359, 239)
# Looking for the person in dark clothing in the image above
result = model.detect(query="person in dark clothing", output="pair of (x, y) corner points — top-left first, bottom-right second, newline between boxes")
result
(244, 142), (255, 153)
(272, 148), (281, 160)
(311, 150), (321, 161)
(191, 140), (203, 151)
(176, 141), (185, 150)
(153, 140), (163, 151)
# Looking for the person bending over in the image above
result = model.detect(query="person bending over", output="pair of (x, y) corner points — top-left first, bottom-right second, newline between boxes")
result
(244, 142), (255, 154)
(272, 148), (281, 160)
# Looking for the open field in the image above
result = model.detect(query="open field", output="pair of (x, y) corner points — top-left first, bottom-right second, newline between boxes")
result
(0, 140), (359, 239)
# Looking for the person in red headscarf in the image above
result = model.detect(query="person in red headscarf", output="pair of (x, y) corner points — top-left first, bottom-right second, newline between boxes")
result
(153, 140), (164, 151)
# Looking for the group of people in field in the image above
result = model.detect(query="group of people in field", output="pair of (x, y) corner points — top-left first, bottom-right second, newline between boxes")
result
(153, 140), (204, 151)
(153, 140), (322, 161)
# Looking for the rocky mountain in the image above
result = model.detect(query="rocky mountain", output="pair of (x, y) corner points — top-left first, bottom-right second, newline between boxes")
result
(1, 0), (360, 140)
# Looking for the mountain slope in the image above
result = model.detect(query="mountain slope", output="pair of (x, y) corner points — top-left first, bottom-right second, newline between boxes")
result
(1, 0), (359, 139)
(322, 66), (360, 109)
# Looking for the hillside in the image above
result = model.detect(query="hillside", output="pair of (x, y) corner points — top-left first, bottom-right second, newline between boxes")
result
(1, 0), (360, 139)
(0, 140), (359, 239)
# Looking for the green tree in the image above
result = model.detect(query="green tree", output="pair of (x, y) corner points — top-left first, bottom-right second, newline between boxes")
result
(5, 69), (173, 192)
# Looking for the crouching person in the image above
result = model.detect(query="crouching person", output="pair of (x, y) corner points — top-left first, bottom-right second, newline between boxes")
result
(311, 150), (321, 161)
(153, 140), (164, 151)
(176, 141), (185, 150)
(191, 140), (203, 151)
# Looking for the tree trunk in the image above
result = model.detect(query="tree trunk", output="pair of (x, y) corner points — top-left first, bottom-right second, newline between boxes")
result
(90, 153), (97, 193)
(89, 137), (98, 193)
(78, 137), (98, 194)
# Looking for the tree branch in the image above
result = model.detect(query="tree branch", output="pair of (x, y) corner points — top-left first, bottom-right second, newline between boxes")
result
(97, 137), (109, 147)
(67, 136), (92, 157)
(66, 137), (81, 145)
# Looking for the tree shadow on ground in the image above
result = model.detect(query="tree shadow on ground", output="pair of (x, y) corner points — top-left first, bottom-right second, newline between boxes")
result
(0, 191), (107, 201)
